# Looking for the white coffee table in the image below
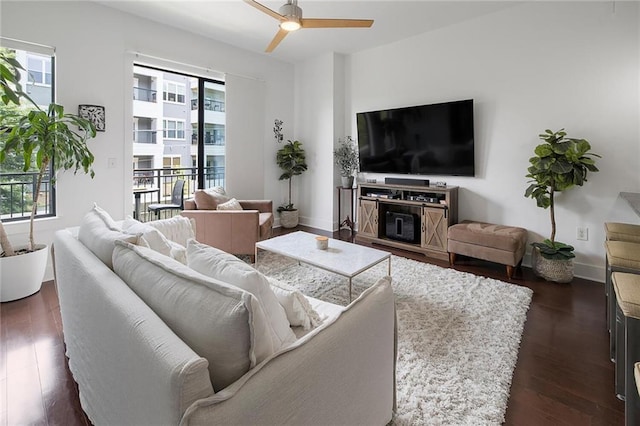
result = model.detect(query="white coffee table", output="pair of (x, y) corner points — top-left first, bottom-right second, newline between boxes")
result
(255, 231), (391, 302)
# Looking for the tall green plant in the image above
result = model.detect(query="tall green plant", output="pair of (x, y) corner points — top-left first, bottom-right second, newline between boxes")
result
(274, 119), (307, 211)
(0, 51), (96, 256)
(524, 128), (600, 259)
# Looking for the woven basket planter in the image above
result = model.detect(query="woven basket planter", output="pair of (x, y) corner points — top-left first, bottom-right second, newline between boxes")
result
(531, 247), (574, 283)
(280, 209), (299, 229)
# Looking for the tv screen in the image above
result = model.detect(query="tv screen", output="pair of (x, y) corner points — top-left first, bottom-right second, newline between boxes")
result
(356, 99), (475, 176)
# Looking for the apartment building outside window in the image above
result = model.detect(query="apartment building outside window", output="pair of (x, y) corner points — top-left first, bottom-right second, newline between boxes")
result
(163, 81), (185, 104)
(163, 119), (185, 139)
(27, 53), (52, 86)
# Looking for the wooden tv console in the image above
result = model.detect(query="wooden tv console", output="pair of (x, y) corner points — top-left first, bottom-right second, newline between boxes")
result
(355, 183), (458, 261)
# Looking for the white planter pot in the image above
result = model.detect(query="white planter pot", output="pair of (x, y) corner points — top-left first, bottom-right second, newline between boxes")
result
(1, 244), (48, 302)
(280, 210), (299, 228)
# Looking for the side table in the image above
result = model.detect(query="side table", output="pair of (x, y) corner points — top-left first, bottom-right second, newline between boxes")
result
(337, 186), (355, 232)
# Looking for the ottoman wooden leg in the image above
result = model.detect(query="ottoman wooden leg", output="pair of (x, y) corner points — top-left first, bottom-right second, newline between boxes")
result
(506, 265), (515, 280)
(449, 252), (456, 267)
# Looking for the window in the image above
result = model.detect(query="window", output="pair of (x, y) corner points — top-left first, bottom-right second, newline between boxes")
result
(27, 53), (52, 86)
(163, 119), (185, 139)
(0, 45), (55, 222)
(163, 81), (185, 104)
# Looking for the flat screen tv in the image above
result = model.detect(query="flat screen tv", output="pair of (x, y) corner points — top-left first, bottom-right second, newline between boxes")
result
(356, 99), (475, 176)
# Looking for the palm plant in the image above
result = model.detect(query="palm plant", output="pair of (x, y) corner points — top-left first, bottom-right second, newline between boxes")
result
(524, 128), (600, 260)
(0, 50), (96, 257)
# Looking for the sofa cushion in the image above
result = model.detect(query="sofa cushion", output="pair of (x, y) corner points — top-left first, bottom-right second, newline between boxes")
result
(194, 187), (230, 210)
(112, 240), (275, 392)
(186, 240), (296, 349)
(217, 198), (244, 211)
(148, 215), (196, 247)
(78, 205), (138, 269)
(267, 276), (323, 330)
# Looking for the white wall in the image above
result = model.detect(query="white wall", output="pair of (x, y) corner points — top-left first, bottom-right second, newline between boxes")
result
(1, 1), (295, 279)
(340, 1), (639, 282)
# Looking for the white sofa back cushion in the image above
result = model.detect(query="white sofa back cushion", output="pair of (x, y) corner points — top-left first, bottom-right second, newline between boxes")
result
(77, 205), (138, 269)
(112, 240), (275, 392)
(186, 239), (297, 350)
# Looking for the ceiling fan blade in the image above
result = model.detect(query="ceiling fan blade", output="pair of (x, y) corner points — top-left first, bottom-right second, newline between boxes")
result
(266, 28), (289, 53)
(301, 18), (374, 29)
(244, 0), (285, 22)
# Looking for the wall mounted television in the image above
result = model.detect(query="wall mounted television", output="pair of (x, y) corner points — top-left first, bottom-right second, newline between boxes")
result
(356, 99), (475, 176)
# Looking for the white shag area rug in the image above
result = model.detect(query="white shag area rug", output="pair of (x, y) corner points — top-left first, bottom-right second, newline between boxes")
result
(255, 252), (533, 426)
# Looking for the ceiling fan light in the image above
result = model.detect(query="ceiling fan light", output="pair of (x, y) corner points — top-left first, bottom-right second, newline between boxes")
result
(280, 19), (301, 31)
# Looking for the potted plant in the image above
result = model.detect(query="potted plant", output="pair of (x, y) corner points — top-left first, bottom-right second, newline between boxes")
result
(0, 50), (96, 301)
(334, 136), (359, 188)
(524, 128), (600, 283)
(273, 119), (307, 228)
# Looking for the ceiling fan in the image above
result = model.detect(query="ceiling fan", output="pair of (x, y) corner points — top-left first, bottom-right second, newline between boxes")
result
(244, 0), (374, 53)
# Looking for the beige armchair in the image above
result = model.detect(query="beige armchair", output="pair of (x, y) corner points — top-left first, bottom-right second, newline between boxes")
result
(181, 191), (274, 262)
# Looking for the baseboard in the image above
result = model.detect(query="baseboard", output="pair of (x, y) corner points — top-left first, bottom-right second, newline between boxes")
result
(522, 253), (605, 284)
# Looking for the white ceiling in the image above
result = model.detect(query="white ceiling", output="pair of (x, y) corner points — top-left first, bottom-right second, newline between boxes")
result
(96, 0), (519, 63)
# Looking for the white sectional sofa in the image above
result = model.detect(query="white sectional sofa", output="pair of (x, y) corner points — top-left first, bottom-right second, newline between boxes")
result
(52, 207), (396, 425)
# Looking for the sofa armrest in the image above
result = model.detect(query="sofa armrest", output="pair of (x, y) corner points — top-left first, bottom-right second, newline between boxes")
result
(53, 230), (214, 425)
(181, 209), (260, 256)
(238, 200), (272, 213)
(184, 198), (197, 210)
(182, 276), (396, 426)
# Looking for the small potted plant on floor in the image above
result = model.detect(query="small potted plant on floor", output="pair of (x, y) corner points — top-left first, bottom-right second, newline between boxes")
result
(334, 136), (359, 188)
(274, 119), (307, 228)
(524, 128), (600, 283)
(0, 50), (96, 301)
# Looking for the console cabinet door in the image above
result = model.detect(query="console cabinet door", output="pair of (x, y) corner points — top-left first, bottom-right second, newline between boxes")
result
(358, 199), (378, 238)
(421, 207), (448, 252)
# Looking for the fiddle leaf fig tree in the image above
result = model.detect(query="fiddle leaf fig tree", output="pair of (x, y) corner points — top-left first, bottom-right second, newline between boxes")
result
(0, 50), (96, 257)
(274, 119), (307, 212)
(524, 128), (600, 260)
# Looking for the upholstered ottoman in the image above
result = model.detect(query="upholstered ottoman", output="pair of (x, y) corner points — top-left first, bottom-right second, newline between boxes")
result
(448, 221), (528, 280)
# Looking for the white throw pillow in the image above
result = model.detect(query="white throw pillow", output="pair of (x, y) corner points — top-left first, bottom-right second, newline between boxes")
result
(186, 240), (297, 349)
(216, 198), (244, 211)
(112, 240), (274, 392)
(77, 205), (138, 269)
(267, 277), (323, 330)
(122, 216), (173, 258)
(147, 215), (196, 247)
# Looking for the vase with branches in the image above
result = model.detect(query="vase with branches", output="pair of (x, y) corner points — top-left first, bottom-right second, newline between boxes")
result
(334, 136), (359, 188)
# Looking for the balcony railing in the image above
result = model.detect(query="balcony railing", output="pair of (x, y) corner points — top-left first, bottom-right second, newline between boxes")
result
(0, 171), (52, 221)
(191, 133), (225, 146)
(191, 98), (225, 112)
(133, 166), (225, 221)
(133, 129), (157, 144)
(133, 87), (157, 103)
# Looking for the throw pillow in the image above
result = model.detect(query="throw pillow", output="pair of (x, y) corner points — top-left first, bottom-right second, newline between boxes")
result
(216, 198), (244, 211)
(91, 203), (122, 231)
(112, 240), (275, 392)
(267, 277), (323, 330)
(146, 215), (196, 247)
(122, 216), (173, 258)
(77, 206), (138, 269)
(186, 240), (297, 349)
(193, 187), (230, 210)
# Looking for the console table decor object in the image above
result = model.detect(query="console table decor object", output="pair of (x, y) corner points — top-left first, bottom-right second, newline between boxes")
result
(255, 231), (391, 302)
(337, 186), (356, 232)
(355, 182), (458, 261)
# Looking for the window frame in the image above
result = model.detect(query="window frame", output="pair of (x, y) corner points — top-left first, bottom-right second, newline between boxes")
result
(162, 81), (186, 104)
(162, 118), (185, 140)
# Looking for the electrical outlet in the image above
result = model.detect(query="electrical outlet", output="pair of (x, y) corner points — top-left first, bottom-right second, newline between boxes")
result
(577, 227), (588, 241)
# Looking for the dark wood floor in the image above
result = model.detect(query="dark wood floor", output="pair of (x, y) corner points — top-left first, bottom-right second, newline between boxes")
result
(0, 226), (624, 425)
